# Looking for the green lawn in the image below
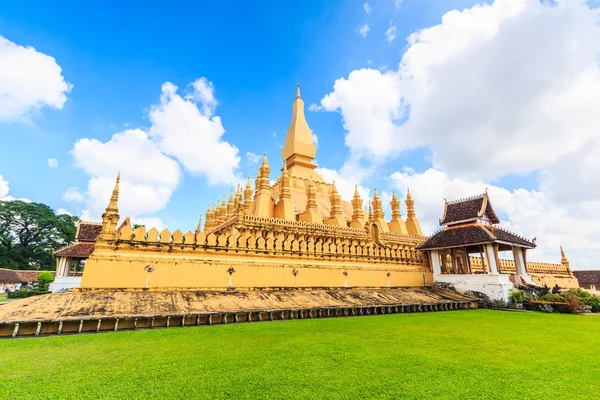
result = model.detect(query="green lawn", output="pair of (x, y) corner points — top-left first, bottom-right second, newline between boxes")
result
(0, 294), (11, 303)
(1, 310), (598, 399)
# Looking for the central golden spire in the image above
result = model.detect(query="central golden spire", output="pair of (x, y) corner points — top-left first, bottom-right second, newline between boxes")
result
(281, 79), (318, 179)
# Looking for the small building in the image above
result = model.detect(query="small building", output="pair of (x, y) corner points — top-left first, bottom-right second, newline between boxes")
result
(51, 221), (102, 292)
(0, 269), (49, 292)
(418, 193), (577, 301)
(572, 271), (600, 292)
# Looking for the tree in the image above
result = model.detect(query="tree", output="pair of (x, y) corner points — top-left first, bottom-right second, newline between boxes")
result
(0, 200), (79, 270)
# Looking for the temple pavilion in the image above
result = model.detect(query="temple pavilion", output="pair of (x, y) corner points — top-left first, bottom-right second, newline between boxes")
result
(418, 192), (534, 277)
(418, 193), (575, 299)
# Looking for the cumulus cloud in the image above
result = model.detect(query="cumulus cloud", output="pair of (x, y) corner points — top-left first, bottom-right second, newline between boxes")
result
(390, 168), (600, 268)
(56, 208), (72, 216)
(0, 35), (72, 122)
(0, 174), (30, 202)
(149, 80), (240, 185)
(0, 175), (9, 199)
(363, 2), (372, 15)
(319, 0), (600, 268)
(357, 24), (370, 38)
(322, 0), (600, 179)
(47, 158), (58, 169)
(69, 78), (240, 223)
(70, 129), (181, 220)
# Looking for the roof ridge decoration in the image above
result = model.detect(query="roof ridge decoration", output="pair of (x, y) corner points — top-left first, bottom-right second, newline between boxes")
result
(489, 225), (533, 244)
(477, 223), (497, 241)
(445, 193), (485, 205)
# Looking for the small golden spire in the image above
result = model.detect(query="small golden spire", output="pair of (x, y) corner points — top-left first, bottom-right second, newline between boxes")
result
(560, 245), (569, 264)
(296, 77), (301, 99)
(390, 191), (401, 219)
(354, 185), (360, 197)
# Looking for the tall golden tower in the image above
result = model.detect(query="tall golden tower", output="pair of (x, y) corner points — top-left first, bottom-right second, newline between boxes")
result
(281, 80), (318, 180)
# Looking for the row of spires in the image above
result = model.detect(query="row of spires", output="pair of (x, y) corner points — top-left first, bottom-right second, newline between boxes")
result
(203, 152), (421, 235)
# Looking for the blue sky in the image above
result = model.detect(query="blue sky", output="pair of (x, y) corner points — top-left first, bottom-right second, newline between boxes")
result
(0, 0), (479, 224)
(1, 0), (599, 268)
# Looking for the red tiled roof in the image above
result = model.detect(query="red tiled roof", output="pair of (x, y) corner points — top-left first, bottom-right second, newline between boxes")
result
(54, 243), (96, 258)
(419, 225), (494, 250)
(440, 194), (500, 225)
(418, 224), (535, 250)
(572, 270), (600, 285)
(486, 226), (535, 248)
(0, 269), (51, 284)
(76, 222), (102, 242)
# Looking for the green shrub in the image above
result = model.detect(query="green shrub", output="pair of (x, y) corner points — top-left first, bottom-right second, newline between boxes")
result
(508, 290), (525, 304)
(33, 271), (55, 294)
(7, 289), (36, 299)
(36, 271), (55, 282)
(540, 293), (563, 303)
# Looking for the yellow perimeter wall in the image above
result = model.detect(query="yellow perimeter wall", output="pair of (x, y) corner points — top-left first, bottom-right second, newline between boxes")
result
(81, 216), (433, 290)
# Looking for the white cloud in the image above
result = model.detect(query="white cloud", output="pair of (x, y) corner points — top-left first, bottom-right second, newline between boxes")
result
(47, 158), (58, 169)
(394, 0), (403, 10)
(56, 208), (72, 216)
(357, 24), (370, 38)
(385, 22), (397, 43)
(71, 128), (181, 220)
(390, 168), (600, 269)
(322, 0), (600, 179)
(319, 0), (600, 269)
(245, 152), (261, 165)
(63, 187), (85, 203)
(0, 35), (72, 122)
(149, 80), (240, 185)
(0, 174), (30, 202)
(70, 78), (241, 222)
(363, 2), (372, 15)
(308, 103), (323, 112)
(312, 132), (319, 146)
(0, 175), (9, 199)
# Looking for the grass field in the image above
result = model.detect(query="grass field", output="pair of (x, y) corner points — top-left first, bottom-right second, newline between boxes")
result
(1, 310), (598, 399)
(0, 294), (11, 303)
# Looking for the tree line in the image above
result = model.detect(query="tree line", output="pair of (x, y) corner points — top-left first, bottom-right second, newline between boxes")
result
(0, 200), (78, 270)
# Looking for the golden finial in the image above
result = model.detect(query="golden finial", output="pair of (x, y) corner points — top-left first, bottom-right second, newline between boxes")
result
(296, 77), (301, 99)
(560, 245), (569, 264)
(373, 188), (379, 199)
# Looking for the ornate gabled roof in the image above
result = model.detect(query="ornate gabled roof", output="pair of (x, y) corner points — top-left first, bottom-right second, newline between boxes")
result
(76, 222), (102, 242)
(418, 223), (535, 250)
(572, 270), (600, 285)
(439, 193), (500, 226)
(54, 243), (96, 258)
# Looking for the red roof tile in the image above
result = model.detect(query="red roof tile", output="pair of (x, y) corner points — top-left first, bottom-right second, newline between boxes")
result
(0, 269), (51, 284)
(572, 270), (600, 285)
(418, 224), (535, 250)
(440, 194), (500, 225)
(76, 222), (102, 242)
(54, 243), (96, 258)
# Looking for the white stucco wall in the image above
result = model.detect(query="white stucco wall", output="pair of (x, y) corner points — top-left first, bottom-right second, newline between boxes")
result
(49, 276), (82, 293)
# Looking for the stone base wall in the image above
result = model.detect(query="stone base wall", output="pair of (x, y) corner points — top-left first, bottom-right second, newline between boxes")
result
(434, 274), (515, 301)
